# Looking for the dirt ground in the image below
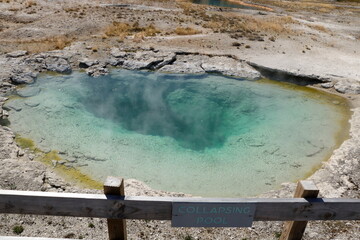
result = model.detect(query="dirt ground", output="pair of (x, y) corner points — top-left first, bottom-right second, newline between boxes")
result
(0, 0), (359, 78)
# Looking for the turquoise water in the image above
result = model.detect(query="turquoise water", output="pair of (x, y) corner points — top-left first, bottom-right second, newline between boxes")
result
(5, 70), (347, 197)
(191, 0), (257, 9)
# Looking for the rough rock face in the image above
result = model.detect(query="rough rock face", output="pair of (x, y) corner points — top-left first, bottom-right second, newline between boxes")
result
(44, 57), (72, 73)
(6, 50), (28, 58)
(159, 54), (208, 74)
(120, 50), (177, 70)
(110, 47), (127, 58)
(79, 58), (100, 68)
(334, 79), (360, 94)
(201, 56), (261, 79)
(10, 66), (38, 84)
(86, 64), (109, 77)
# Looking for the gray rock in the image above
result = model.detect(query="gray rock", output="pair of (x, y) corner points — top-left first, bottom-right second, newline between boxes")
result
(334, 79), (360, 94)
(159, 63), (205, 74)
(120, 51), (176, 70)
(67, 157), (77, 163)
(0, 97), (8, 102)
(45, 57), (72, 73)
(152, 52), (177, 70)
(159, 54), (207, 74)
(86, 65), (109, 77)
(17, 149), (25, 157)
(110, 47), (127, 58)
(28, 154), (35, 160)
(64, 163), (73, 168)
(6, 50), (28, 58)
(17, 87), (41, 97)
(24, 99), (40, 107)
(39, 50), (73, 60)
(201, 57), (261, 79)
(10, 67), (38, 84)
(79, 58), (100, 68)
(58, 160), (66, 165)
(122, 58), (163, 70)
(321, 82), (334, 89)
(106, 58), (124, 66)
(1, 82), (13, 87)
(4, 99), (24, 112)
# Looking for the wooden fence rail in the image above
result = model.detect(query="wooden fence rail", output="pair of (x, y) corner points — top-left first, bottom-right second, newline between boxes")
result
(1, 178), (360, 240)
(1, 190), (360, 221)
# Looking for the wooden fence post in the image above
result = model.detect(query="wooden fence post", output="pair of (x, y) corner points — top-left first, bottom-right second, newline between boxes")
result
(104, 176), (127, 240)
(280, 180), (319, 240)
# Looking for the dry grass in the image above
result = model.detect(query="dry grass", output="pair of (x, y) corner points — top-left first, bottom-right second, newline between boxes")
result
(174, 27), (201, 35)
(104, 21), (160, 41)
(25, 0), (37, 8)
(203, 13), (298, 36)
(63, 7), (81, 13)
(0, 36), (74, 54)
(309, 24), (329, 33)
(105, 22), (131, 37)
(178, 1), (298, 38)
(177, 1), (206, 15)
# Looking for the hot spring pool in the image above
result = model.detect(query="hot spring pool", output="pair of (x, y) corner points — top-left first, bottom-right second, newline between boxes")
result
(5, 69), (349, 197)
(190, 0), (258, 9)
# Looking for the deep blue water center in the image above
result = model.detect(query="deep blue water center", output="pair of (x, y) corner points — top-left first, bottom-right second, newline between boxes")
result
(6, 69), (347, 197)
(80, 74), (252, 151)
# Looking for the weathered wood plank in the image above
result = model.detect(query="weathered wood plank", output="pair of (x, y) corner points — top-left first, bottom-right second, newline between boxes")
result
(104, 177), (127, 240)
(0, 190), (360, 221)
(280, 181), (320, 240)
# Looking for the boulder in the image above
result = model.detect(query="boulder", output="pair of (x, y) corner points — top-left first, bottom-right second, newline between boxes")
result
(321, 82), (334, 89)
(152, 52), (176, 70)
(79, 58), (100, 68)
(10, 67), (38, 84)
(45, 57), (72, 73)
(86, 65), (109, 77)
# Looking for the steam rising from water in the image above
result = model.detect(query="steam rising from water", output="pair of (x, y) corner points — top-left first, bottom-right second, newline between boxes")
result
(6, 70), (347, 197)
(79, 73), (256, 150)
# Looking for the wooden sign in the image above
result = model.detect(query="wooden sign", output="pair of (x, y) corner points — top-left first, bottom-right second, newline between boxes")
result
(172, 202), (255, 227)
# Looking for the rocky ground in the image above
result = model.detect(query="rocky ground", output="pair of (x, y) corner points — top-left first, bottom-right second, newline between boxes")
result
(0, 0), (360, 239)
